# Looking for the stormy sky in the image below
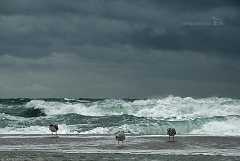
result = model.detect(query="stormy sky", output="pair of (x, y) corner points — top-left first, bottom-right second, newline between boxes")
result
(0, 0), (240, 98)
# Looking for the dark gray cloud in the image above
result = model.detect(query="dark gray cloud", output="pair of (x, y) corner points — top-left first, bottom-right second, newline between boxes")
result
(0, 0), (239, 98)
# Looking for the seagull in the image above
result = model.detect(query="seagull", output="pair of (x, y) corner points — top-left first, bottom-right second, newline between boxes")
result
(167, 128), (176, 141)
(115, 131), (126, 144)
(49, 124), (59, 135)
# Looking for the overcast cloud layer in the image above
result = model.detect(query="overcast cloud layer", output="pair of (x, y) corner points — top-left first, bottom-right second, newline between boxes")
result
(0, 0), (240, 98)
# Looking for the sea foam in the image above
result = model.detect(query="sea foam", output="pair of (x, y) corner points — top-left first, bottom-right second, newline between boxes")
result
(0, 96), (240, 135)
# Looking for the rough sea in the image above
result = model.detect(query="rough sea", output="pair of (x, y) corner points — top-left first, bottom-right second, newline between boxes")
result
(0, 96), (240, 160)
(1, 96), (240, 135)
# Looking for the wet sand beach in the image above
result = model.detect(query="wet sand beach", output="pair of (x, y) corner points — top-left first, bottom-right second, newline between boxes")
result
(0, 135), (240, 160)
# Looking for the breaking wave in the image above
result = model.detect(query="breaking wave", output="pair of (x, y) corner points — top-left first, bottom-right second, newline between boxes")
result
(0, 96), (240, 135)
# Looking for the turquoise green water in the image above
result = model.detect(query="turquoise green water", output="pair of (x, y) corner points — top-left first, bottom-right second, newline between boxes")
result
(1, 97), (240, 135)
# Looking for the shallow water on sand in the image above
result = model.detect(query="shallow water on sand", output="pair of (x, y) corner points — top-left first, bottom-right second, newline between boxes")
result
(0, 135), (240, 160)
(1, 152), (240, 161)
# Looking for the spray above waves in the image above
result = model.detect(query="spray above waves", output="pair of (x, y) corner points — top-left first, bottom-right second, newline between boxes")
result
(24, 96), (240, 120)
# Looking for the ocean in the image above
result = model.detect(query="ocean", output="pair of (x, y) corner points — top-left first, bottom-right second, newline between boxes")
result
(0, 96), (240, 160)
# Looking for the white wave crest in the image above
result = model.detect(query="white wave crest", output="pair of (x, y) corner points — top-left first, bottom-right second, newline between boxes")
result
(25, 99), (131, 116)
(79, 127), (111, 134)
(190, 117), (240, 136)
(1, 120), (240, 136)
(25, 96), (240, 120)
(26, 100), (100, 116)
